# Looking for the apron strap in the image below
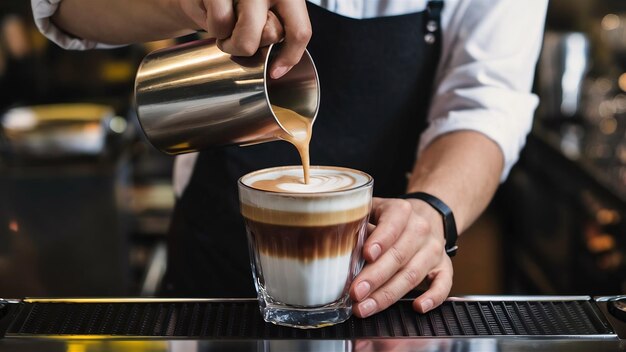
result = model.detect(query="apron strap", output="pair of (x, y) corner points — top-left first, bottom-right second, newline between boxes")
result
(424, 0), (444, 47)
(423, 0), (444, 110)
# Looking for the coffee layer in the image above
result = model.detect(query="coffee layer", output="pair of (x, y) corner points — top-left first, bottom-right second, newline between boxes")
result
(241, 203), (370, 227)
(245, 216), (368, 260)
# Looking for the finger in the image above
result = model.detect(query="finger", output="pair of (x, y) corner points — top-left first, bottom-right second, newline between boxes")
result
(203, 0), (235, 39)
(353, 249), (433, 318)
(219, 0), (268, 56)
(181, 0), (210, 32)
(368, 197), (385, 225)
(351, 216), (424, 302)
(413, 258), (453, 313)
(371, 197), (385, 208)
(269, 0), (312, 78)
(363, 199), (413, 262)
(259, 10), (284, 47)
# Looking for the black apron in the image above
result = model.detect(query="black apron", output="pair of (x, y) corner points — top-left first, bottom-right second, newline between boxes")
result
(162, 1), (444, 297)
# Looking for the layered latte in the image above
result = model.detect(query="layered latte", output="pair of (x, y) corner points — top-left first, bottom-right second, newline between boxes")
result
(239, 166), (373, 307)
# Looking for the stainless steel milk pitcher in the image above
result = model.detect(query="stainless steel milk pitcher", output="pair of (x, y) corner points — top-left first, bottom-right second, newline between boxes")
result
(134, 39), (320, 154)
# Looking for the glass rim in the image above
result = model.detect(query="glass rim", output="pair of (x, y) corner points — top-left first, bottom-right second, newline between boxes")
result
(238, 165), (373, 197)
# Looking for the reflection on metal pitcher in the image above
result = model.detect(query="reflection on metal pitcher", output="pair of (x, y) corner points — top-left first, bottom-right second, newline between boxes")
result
(134, 39), (319, 155)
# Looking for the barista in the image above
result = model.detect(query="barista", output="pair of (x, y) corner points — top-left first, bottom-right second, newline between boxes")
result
(32, 0), (547, 318)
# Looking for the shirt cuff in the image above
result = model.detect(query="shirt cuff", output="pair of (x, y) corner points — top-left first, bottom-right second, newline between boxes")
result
(31, 0), (124, 50)
(418, 93), (539, 182)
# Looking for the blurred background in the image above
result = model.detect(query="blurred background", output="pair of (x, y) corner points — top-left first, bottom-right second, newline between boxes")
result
(0, 0), (623, 298)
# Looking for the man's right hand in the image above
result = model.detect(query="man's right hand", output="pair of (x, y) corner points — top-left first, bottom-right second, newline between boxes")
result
(178, 0), (312, 79)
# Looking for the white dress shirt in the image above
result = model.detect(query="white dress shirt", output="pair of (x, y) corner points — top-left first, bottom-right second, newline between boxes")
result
(32, 0), (548, 197)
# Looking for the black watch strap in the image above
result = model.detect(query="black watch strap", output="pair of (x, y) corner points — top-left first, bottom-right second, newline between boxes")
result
(399, 192), (458, 257)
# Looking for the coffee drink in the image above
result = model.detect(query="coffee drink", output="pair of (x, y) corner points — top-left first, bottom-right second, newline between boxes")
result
(239, 166), (373, 326)
(240, 104), (371, 328)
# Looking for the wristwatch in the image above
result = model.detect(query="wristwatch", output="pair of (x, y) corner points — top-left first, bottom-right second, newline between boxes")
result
(399, 192), (458, 257)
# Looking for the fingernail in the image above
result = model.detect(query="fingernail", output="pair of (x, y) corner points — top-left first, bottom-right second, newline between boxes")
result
(370, 244), (382, 261)
(421, 299), (434, 312)
(271, 65), (289, 79)
(358, 298), (377, 317)
(355, 281), (370, 301)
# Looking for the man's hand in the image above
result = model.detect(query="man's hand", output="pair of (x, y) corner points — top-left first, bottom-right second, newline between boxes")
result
(50, 0), (310, 78)
(178, 0), (312, 79)
(350, 197), (453, 317)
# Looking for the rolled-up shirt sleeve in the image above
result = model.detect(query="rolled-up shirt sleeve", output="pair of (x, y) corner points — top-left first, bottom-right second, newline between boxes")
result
(31, 0), (123, 50)
(419, 0), (548, 181)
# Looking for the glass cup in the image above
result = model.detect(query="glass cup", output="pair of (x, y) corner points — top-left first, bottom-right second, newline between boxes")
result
(238, 166), (373, 328)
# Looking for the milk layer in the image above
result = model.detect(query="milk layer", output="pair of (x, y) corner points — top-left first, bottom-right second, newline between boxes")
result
(259, 252), (353, 306)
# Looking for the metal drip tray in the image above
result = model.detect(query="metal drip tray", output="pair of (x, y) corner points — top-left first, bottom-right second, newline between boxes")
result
(0, 296), (619, 339)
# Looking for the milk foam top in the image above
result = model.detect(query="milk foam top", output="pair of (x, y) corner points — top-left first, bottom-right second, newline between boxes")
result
(239, 166), (373, 224)
(244, 166), (370, 193)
